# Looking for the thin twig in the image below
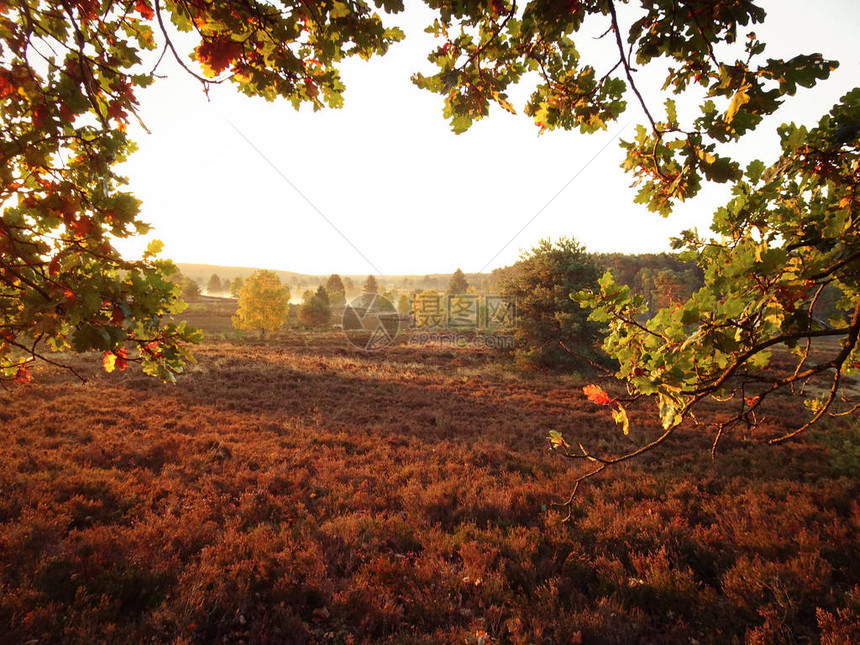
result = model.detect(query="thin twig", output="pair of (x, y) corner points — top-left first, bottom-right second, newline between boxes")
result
(607, 0), (658, 133)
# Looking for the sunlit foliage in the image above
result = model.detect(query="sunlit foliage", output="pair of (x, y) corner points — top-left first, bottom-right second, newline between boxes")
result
(232, 270), (290, 337)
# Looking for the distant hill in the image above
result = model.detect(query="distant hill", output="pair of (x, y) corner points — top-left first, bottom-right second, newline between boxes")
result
(175, 263), (317, 286)
(176, 252), (704, 303)
(174, 263), (493, 295)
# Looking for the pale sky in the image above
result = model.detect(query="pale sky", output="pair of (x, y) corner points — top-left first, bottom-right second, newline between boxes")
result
(115, 1), (860, 277)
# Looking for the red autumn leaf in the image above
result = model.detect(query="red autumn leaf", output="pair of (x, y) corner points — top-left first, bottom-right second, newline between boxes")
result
(76, 0), (99, 23)
(71, 216), (93, 236)
(110, 79), (135, 100)
(15, 365), (33, 384)
(144, 341), (163, 359)
(58, 99), (75, 121)
(583, 384), (612, 407)
(115, 347), (128, 371)
(135, 0), (154, 20)
(106, 99), (128, 122)
(304, 77), (318, 98)
(32, 105), (47, 130)
(47, 255), (61, 276)
(103, 349), (128, 373)
(59, 196), (78, 218)
(0, 74), (14, 99)
(197, 37), (243, 74)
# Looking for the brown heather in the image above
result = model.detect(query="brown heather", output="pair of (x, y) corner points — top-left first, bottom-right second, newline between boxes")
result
(1, 330), (858, 644)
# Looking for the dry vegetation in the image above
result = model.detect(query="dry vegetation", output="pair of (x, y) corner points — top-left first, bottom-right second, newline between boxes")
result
(1, 318), (859, 644)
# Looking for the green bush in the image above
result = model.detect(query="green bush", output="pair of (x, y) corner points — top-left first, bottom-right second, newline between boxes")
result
(500, 237), (602, 369)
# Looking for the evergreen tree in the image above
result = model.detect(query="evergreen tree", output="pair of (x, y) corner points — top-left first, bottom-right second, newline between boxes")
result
(298, 289), (332, 328)
(501, 238), (601, 369)
(315, 285), (330, 306)
(325, 275), (346, 307)
(362, 275), (379, 295)
(184, 280), (201, 302)
(206, 274), (222, 294)
(448, 268), (469, 294)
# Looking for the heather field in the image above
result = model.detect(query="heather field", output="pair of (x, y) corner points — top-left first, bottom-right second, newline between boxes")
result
(1, 329), (859, 644)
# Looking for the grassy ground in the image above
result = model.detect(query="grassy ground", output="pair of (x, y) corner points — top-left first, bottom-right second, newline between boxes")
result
(1, 318), (859, 644)
(175, 298), (240, 338)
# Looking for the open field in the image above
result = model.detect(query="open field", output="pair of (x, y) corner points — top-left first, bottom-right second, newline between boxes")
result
(1, 331), (859, 644)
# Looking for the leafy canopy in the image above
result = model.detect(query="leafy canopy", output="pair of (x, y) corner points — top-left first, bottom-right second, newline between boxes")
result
(400, 0), (858, 490)
(0, 0), (403, 382)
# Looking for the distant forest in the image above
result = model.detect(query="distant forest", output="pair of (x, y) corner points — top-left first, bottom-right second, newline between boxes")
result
(176, 253), (702, 310)
(176, 253), (842, 322)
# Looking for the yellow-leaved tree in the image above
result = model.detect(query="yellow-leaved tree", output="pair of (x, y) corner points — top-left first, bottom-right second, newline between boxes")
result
(232, 270), (290, 338)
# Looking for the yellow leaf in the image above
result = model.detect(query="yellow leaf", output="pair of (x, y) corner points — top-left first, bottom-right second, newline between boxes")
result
(696, 149), (716, 165)
(548, 430), (568, 449)
(725, 83), (751, 124)
(763, 303), (784, 325)
(103, 351), (117, 373)
(331, 1), (350, 19)
(492, 91), (516, 115)
(533, 102), (550, 134)
(612, 404), (630, 435)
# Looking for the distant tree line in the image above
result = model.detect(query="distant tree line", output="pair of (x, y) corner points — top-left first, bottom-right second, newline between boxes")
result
(593, 253), (704, 317)
(199, 249), (842, 365)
